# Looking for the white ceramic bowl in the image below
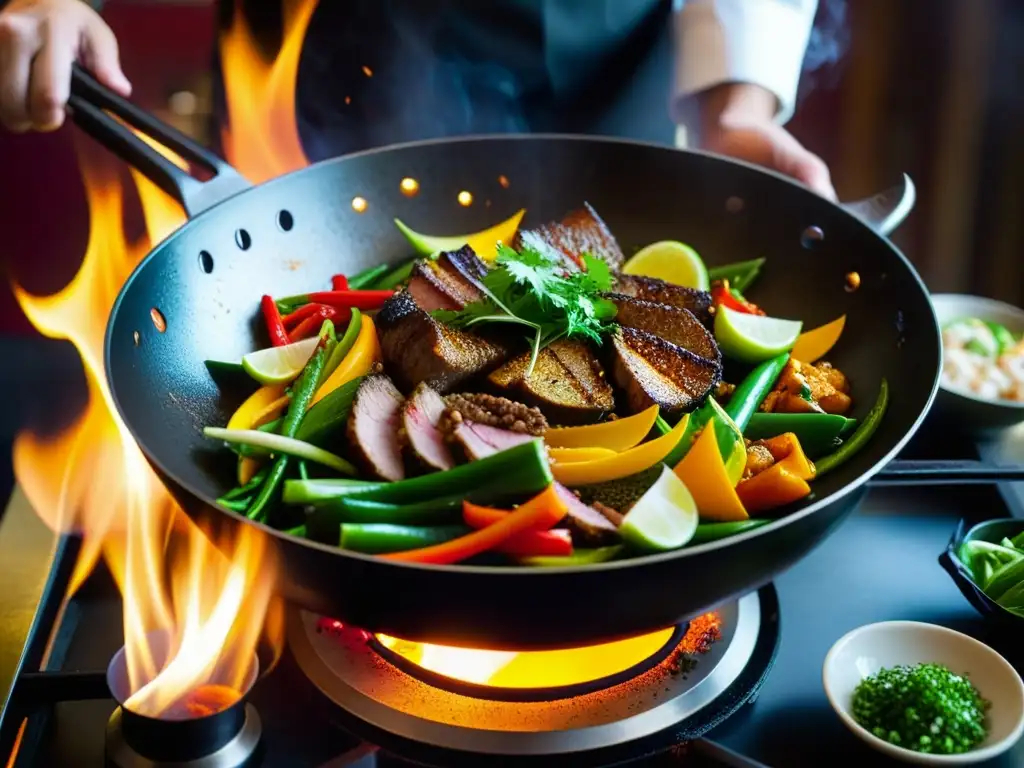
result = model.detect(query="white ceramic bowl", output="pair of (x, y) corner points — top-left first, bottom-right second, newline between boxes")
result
(823, 621), (1024, 764)
(931, 293), (1024, 432)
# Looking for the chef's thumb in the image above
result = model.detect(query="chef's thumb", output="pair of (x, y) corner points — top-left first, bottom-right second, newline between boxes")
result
(80, 13), (131, 97)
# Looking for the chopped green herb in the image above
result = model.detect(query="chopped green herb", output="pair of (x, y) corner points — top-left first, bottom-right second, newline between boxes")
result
(432, 243), (617, 375)
(852, 663), (989, 754)
(799, 382), (813, 401)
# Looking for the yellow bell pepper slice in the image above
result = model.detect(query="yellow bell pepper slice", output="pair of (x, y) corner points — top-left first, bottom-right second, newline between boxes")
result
(790, 314), (845, 363)
(673, 426), (748, 522)
(227, 383), (287, 485)
(551, 414), (688, 486)
(394, 208), (526, 262)
(735, 463), (811, 514)
(312, 316), (380, 406)
(545, 405), (659, 453)
(549, 446), (617, 463)
(758, 433), (816, 481)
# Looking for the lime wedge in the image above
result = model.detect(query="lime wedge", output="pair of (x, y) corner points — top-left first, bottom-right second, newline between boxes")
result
(714, 305), (802, 364)
(394, 209), (525, 262)
(618, 465), (699, 551)
(622, 241), (709, 290)
(242, 337), (320, 385)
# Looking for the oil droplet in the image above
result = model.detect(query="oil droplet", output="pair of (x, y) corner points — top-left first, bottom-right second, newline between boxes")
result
(362, 65), (373, 77)
(150, 308), (166, 333)
(457, 191), (473, 207)
(133, 330), (140, 346)
(400, 178), (420, 197)
(351, 196), (368, 213)
(498, 175), (510, 189)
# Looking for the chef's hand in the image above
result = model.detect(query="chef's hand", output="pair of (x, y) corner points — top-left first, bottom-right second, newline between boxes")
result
(695, 83), (836, 201)
(0, 0), (130, 132)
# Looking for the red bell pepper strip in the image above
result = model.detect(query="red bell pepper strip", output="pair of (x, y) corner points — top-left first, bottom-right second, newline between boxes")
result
(278, 290), (394, 312)
(290, 306), (338, 341)
(711, 280), (764, 315)
(283, 302), (333, 330)
(382, 485), (567, 564)
(461, 504), (572, 556)
(260, 294), (290, 347)
(331, 275), (349, 291)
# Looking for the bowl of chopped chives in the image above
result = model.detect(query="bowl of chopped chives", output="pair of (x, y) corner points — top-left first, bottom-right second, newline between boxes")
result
(823, 621), (1024, 764)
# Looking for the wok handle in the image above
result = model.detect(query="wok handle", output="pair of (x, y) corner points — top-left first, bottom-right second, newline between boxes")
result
(871, 459), (1024, 485)
(839, 173), (916, 237)
(67, 66), (250, 218)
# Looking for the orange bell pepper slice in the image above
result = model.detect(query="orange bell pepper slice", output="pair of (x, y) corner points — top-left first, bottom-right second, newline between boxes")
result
(383, 485), (567, 564)
(758, 433), (816, 481)
(673, 426), (748, 522)
(312, 316), (380, 405)
(791, 315), (846, 363)
(735, 463), (812, 514)
(544, 405), (660, 453)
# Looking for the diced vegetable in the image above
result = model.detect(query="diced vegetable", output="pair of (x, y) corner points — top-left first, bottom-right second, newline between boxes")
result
(323, 309), (362, 381)
(744, 413), (856, 459)
(674, 426), (748, 522)
(545, 405), (659, 453)
(986, 321), (1017, 355)
(552, 414), (689, 487)
(382, 485), (567, 564)
(715, 305), (802, 363)
(260, 294), (290, 347)
(312, 316), (380, 405)
(688, 519), (771, 545)
(549, 446), (617, 463)
(707, 258), (765, 293)
(725, 353), (789, 431)
(618, 465), (698, 551)
(347, 263), (391, 290)
(340, 524), (471, 554)
(674, 397), (745, 485)
(790, 315), (846, 363)
(757, 433), (816, 481)
(203, 427), (357, 475)
(295, 376), (363, 448)
(815, 378), (889, 476)
(394, 208), (525, 261)
(735, 463), (811, 514)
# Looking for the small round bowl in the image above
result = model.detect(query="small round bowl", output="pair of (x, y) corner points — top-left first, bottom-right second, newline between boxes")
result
(823, 621), (1024, 764)
(930, 293), (1024, 432)
(940, 518), (1024, 630)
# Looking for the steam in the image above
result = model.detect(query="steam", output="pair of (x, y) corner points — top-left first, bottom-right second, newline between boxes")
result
(804, 0), (849, 72)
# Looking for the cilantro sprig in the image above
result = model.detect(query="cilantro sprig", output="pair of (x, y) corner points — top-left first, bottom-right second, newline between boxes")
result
(432, 244), (617, 375)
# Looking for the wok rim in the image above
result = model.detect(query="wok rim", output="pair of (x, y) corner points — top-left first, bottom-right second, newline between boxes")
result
(104, 133), (943, 577)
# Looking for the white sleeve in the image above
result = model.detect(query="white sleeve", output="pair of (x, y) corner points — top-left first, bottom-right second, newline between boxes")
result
(671, 0), (818, 125)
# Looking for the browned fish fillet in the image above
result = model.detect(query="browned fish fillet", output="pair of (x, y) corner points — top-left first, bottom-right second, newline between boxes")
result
(488, 339), (615, 425)
(376, 291), (510, 393)
(346, 375), (406, 482)
(406, 246), (486, 312)
(606, 293), (720, 365)
(612, 274), (713, 325)
(513, 202), (624, 271)
(610, 326), (720, 416)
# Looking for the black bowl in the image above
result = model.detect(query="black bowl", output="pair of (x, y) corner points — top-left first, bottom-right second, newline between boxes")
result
(940, 518), (1024, 628)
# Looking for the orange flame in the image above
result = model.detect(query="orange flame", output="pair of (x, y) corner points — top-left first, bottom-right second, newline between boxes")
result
(10, 0), (320, 719)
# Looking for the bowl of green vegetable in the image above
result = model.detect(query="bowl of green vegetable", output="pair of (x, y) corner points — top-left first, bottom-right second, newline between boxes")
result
(931, 294), (1024, 432)
(942, 518), (1024, 626)
(823, 621), (1024, 764)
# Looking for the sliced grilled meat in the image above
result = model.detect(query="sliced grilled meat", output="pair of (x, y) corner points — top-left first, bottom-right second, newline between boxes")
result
(606, 293), (720, 365)
(346, 375), (405, 482)
(489, 339), (615, 425)
(442, 393), (547, 435)
(513, 202), (624, 271)
(610, 326), (720, 416)
(449, 421), (534, 462)
(553, 483), (619, 545)
(377, 291), (510, 393)
(613, 274), (713, 325)
(406, 247), (486, 312)
(400, 383), (455, 473)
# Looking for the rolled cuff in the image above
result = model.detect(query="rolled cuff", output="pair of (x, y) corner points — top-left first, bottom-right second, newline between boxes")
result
(672, 0), (817, 125)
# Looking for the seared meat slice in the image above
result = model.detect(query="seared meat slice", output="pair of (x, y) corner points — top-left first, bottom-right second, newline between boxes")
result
(401, 383), (455, 473)
(377, 291), (510, 393)
(612, 274), (713, 325)
(346, 375), (405, 482)
(406, 246), (486, 312)
(513, 202), (624, 271)
(448, 421), (534, 462)
(610, 327), (720, 416)
(606, 293), (720, 365)
(442, 393), (547, 435)
(488, 339), (615, 425)
(554, 483), (619, 544)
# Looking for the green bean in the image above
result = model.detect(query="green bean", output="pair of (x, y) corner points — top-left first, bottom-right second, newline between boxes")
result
(815, 379), (889, 477)
(347, 263), (391, 289)
(708, 257), (766, 293)
(339, 524), (470, 554)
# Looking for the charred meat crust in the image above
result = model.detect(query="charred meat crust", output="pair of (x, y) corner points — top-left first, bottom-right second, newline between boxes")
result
(346, 375), (406, 482)
(488, 339), (615, 425)
(400, 383), (455, 473)
(406, 246), (487, 312)
(605, 293), (720, 365)
(612, 274), (713, 326)
(610, 326), (721, 416)
(376, 291), (510, 394)
(513, 202), (625, 272)
(442, 392), (547, 435)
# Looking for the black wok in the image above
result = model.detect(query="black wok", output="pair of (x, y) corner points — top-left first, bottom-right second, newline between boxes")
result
(69, 68), (941, 649)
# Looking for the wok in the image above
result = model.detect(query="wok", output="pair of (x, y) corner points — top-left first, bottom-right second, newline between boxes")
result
(69, 67), (941, 649)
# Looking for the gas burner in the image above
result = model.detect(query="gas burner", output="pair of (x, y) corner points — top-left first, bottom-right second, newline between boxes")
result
(104, 642), (262, 768)
(289, 586), (780, 767)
